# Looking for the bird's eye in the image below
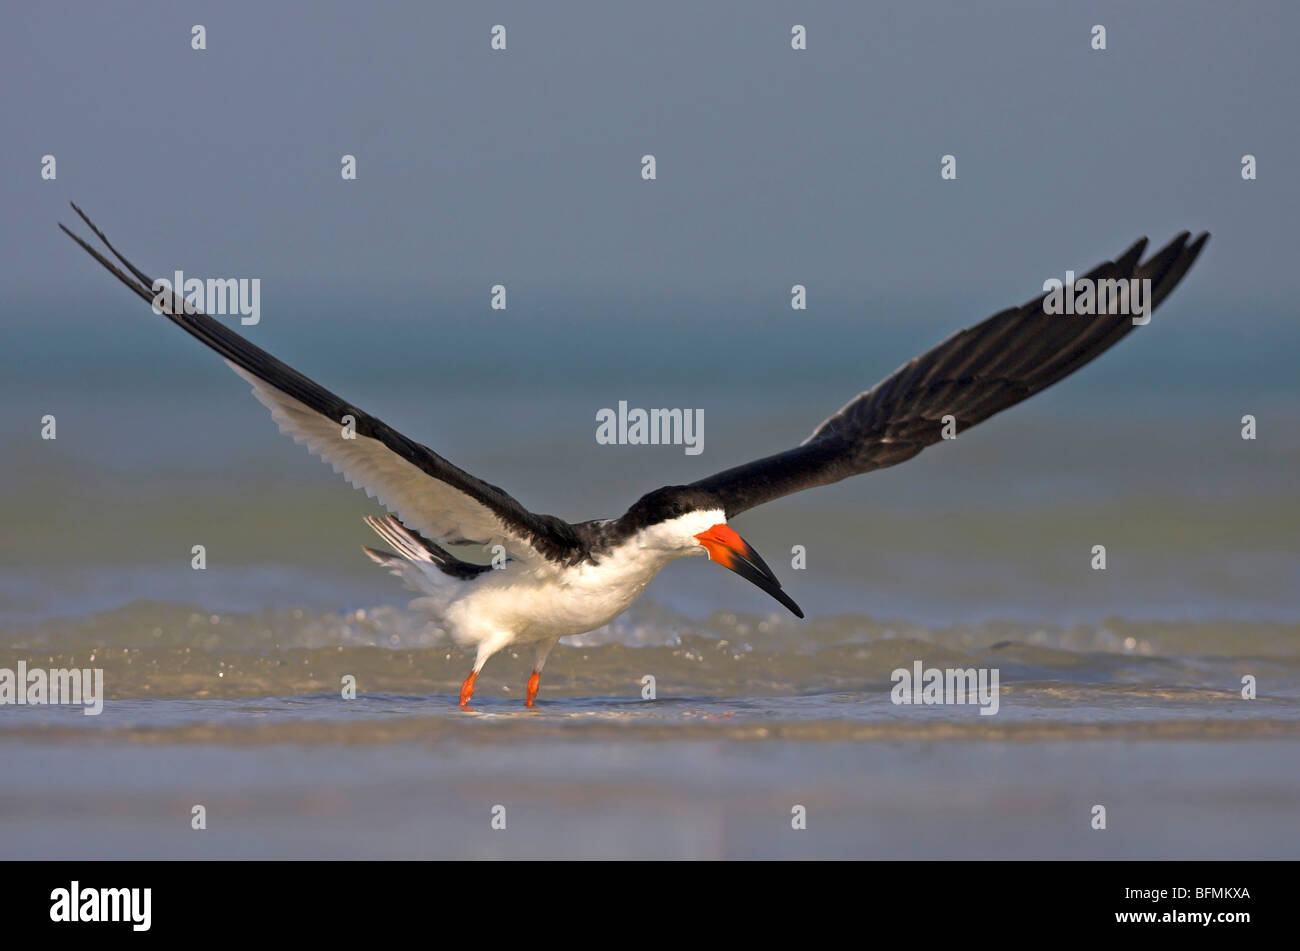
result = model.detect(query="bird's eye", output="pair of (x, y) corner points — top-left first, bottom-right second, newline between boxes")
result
(670, 502), (683, 516)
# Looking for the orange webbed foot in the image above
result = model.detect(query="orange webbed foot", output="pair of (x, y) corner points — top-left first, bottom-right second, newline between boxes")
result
(525, 670), (541, 708)
(459, 670), (477, 709)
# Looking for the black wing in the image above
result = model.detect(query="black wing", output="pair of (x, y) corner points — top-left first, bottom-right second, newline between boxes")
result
(60, 204), (589, 569)
(690, 232), (1209, 518)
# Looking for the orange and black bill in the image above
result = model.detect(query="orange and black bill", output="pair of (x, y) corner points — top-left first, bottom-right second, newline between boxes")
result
(694, 524), (804, 619)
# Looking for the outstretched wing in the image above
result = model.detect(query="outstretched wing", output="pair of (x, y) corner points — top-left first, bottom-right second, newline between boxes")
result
(60, 204), (588, 569)
(690, 232), (1209, 518)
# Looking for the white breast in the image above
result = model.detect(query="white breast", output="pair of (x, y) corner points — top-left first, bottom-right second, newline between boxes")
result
(437, 510), (722, 649)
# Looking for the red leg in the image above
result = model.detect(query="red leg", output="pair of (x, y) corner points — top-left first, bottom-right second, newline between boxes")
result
(459, 670), (477, 708)
(525, 670), (541, 708)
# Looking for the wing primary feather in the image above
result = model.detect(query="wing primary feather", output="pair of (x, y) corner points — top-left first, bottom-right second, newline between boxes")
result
(691, 233), (1209, 518)
(60, 205), (588, 568)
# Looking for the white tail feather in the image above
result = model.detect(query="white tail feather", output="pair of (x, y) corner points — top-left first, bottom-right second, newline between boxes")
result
(364, 515), (433, 563)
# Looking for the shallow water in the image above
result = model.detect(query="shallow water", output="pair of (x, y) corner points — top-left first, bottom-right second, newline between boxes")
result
(4, 598), (1297, 858)
(3, 302), (1298, 858)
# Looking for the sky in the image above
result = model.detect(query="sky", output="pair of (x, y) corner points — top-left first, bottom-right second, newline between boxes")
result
(3, 0), (1296, 319)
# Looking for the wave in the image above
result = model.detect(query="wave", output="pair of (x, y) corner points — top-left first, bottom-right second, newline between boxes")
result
(3, 600), (1297, 705)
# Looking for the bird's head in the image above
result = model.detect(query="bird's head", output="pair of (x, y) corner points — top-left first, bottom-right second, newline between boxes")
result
(620, 486), (804, 618)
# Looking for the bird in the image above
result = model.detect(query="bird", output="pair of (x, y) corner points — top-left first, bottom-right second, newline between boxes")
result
(60, 204), (1208, 708)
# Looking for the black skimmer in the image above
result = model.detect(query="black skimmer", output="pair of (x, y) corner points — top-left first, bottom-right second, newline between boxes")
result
(60, 205), (1208, 708)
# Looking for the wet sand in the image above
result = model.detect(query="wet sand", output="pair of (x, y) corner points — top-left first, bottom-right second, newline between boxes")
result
(3, 728), (1297, 860)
